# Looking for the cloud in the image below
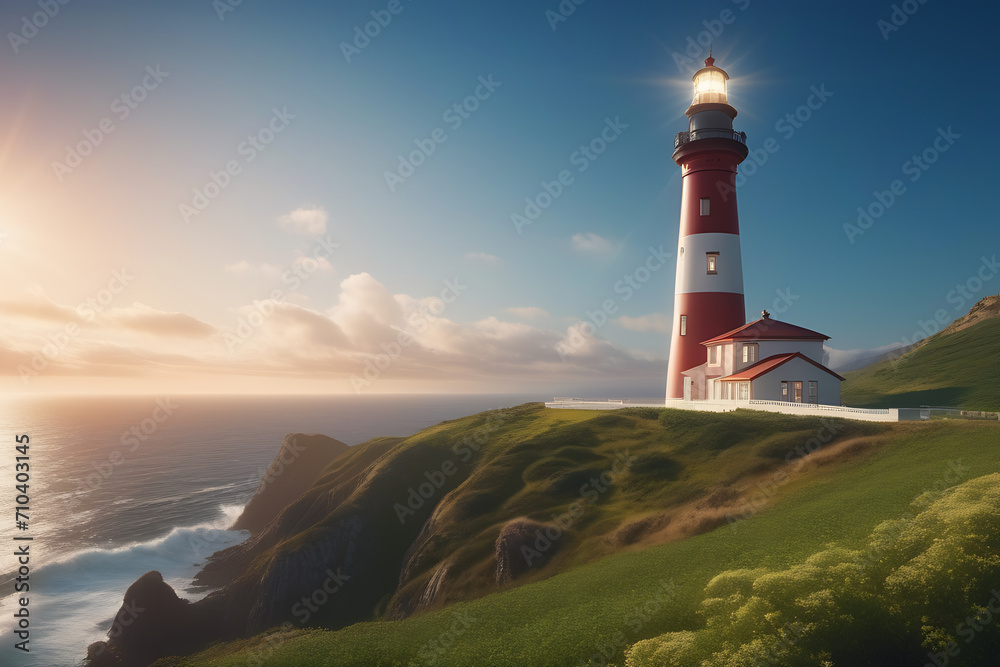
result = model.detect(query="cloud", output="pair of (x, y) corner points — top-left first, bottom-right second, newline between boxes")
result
(507, 306), (549, 319)
(618, 313), (672, 334)
(107, 304), (217, 339)
(0, 272), (664, 392)
(0, 295), (82, 324)
(292, 255), (333, 273)
(571, 232), (613, 254)
(465, 251), (500, 264)
(278, 206), (328, 236)
(225, 261), (282, 277)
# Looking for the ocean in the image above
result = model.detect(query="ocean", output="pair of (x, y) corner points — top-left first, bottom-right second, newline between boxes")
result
(0, 393), (542, 667)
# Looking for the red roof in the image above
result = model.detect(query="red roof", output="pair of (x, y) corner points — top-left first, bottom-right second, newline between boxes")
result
(717, 352), (846, 382)
(702, 316), (829, 344)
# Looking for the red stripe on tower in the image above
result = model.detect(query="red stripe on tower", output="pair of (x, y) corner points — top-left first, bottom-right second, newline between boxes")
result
(666, 56), (749, 400)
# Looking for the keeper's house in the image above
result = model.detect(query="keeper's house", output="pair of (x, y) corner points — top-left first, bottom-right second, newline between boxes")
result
(692, 310), (845, 405)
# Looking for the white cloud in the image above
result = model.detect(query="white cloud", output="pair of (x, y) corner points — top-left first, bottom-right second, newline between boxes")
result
(278, 206), (328, 236)
(292, 255), (333, 273)
(618, 313), (672, 334)
(0, 272), (663, 391)
(507, 306), (549, 319)
(465, 251), (500, 264)
(571, 232), (613, 254)
(225, 261), (282, 278)
(224, 260), (252, 274)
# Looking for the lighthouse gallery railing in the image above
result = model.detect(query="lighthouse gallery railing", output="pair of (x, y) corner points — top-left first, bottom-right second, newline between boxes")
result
(674, 129), (747, 149)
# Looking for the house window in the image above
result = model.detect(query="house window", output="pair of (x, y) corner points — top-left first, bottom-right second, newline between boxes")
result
(706, 252), (719, 275)
(680, 315), (687, 336)
(793, 381), (803, 403)
(738, 382), (750, 400)
(742, 343), (758, 364)
(708, 345), (720, 366)
(808, 381), (818, 404)
(781, 381), (788, 400)
(700, 197), (710, 216)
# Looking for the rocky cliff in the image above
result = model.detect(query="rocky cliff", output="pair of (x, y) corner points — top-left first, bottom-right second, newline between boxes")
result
(231, 433), (350, 534)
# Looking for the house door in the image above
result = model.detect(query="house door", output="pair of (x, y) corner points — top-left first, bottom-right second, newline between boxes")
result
(683, 377), (693, 401)
(793, 381), (803, 403)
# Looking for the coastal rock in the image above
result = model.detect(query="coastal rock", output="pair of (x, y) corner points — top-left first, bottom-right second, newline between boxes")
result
(86, 571), (207, 667)
(495, 518), (558, 585)
(231, 433), (350, 535)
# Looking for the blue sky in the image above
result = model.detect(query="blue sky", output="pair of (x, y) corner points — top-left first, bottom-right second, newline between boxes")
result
(0, 0), (995, 395)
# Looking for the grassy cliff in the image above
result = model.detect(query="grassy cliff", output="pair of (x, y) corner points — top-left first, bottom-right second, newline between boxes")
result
(147, 407), (999, 666)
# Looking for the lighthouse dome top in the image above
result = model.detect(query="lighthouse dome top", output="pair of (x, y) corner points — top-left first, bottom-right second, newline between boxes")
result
(690, 56), (730, 106)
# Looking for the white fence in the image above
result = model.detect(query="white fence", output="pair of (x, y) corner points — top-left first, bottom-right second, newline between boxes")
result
(544, 397), (925, 423)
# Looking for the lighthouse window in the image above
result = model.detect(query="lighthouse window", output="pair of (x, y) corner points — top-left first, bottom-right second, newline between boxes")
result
(700, 197), (710, 216)
(680, 315), (687, 336)
(706, 252), (719, 274)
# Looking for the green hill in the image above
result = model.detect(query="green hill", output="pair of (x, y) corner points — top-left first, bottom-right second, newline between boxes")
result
(141, 407), (1000, 667)
(842, 313), (1000, 410)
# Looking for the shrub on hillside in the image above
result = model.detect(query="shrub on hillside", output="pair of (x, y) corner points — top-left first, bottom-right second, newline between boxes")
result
(625, 473), (1000, 667)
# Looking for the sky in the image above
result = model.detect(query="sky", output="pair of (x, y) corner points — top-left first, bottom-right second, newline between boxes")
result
(0, 0), (996, 396)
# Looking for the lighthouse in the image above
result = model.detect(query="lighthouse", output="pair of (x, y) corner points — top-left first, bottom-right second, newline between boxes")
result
(666, 56), (749, 400)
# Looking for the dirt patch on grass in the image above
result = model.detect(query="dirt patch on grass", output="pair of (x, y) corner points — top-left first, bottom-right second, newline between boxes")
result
(612, 514), (672, 546)
(615, 434), (892, 550)
(805, 436), (883, 468)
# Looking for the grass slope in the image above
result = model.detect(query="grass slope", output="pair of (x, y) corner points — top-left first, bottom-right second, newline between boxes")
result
(842, 316), (1000, 410)
(155, 410), (999, 666)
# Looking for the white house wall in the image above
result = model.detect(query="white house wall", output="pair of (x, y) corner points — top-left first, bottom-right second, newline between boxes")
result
(749, 356), (842, 405)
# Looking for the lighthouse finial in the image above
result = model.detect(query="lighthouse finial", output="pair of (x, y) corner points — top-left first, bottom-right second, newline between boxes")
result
(705, 46), (715, 67)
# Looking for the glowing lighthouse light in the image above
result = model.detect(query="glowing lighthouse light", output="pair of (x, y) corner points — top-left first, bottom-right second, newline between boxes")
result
(691, 57), (728, 105)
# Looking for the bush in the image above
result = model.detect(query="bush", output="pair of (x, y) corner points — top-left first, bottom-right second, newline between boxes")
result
(626, 473), (1000, 667)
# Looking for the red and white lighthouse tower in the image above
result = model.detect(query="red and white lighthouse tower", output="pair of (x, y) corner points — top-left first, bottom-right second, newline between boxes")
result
(666, 56), (749, 400)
